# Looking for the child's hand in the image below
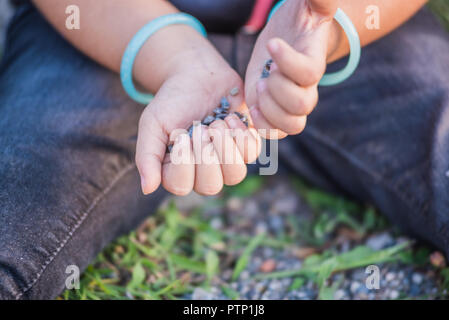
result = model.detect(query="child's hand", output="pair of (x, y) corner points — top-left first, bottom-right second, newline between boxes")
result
(245, 0), (337, 139)
(136, 46), (261, 196)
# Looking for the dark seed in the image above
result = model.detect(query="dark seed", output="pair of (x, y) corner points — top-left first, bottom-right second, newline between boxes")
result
(261, 59), (273, 79)
(234, 111), (244, 118)
(216, 113), (227, 120)
(265, 59), (273, 70)
(221, 97), (230, 108)
(230, 87), (239, 96)
(167, 95), (242, 151)
(261, 70), (270, 79)
(214, 107), (224, 115)
(202, 115), (215, 125)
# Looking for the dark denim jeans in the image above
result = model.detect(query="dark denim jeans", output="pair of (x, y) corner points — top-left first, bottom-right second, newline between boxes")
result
(0, 4), (448, 299)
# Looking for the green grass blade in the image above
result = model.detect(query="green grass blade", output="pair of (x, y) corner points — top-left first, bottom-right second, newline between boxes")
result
(232, 233), (265, 281)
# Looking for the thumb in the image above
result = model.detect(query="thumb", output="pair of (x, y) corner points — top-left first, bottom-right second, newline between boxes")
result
(309, 0), (338, 16)
(135, 103), (167, 195)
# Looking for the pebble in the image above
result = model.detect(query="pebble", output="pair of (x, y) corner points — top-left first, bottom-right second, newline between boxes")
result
(210, 217), (223, 230)
(410, 284), (421, 297)
(192, 287), (218, 300)
(262, 247), (274, 259)
(412, 273), (423, 285)
(268, 215), (284, 233)
(385, 272), (396, 282)
(259, 259), (277, 273)
(430, 251), (446, 268)
(334, 289), (346, 300)
(226, 197), (243, 211)
(389, 290), (400, 300)
(350, 281), (361, 294)
(242, 199), (260, 218)
(366, 232), (395, 250)
(255, 222), (268, 234)
(240, 271), (250, 281)
(270, 195), (298, 215)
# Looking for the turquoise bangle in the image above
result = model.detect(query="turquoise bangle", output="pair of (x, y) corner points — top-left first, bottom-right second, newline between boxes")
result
(120, 13), (207, 105)
(268, 1), (361, 86)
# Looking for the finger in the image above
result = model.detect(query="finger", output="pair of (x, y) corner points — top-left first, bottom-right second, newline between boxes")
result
(248, 104), (288, 140)
(209, 120), (247, 186)
(162, 133), (195, 196)
(257, 80), (307, 135)
(135, 107), (167, 195)
(309, 0), (338, 16)
(192, 124), (223, 196)
(267, 38), (326, 87)
(267, 71), (319, 116)
(225, 113), (261, 164)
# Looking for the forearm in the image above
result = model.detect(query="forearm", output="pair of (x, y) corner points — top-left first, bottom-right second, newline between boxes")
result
(32, 0), (216, 93)
(327, 0), (428, 62)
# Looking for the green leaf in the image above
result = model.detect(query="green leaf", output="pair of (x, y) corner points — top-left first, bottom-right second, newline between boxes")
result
(170, 254), (206, 274)
(226, 176), (264, 197)
(232, 233), (265, 281)
(289, 277), (305, 291)
(206, 250), (220, 282)
(165, 201), (181, 230)
(255, 242), (411, 281)
(221, 285), (240, 300)
(318, 279), (341, 300)
(316, 260), (338, 289)
(128, 261), (146, 289)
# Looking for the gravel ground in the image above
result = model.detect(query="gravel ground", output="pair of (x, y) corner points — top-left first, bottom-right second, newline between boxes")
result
(175, 177), (448, 300)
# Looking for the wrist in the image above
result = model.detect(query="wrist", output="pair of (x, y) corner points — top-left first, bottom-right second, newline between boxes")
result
(326, 18), (348, 63)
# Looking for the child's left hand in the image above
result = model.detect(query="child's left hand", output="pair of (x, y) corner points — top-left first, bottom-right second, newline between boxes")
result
(244, 0), (337, 139)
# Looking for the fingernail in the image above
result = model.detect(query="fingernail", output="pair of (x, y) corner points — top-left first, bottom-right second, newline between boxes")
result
(226, 113), (240, 129)
(268, 39), (279, 54)
(257, 80), (267, 93)
(201, 126), (210, 142)
(249, 105), (258, 119)
(175, 134), (184, 144)
(140, 175), (147, 194)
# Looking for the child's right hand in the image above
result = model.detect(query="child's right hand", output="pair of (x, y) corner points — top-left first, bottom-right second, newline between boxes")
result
(136, 43), (261, 196)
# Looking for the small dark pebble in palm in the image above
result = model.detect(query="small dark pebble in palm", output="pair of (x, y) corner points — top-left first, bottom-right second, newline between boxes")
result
(261, 59), (273, 79)
(166, 96), (248, 153)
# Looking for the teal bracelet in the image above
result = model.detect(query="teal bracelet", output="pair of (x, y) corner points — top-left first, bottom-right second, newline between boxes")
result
(268, 1), (361, 86)
(120, 13), (207, 104)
